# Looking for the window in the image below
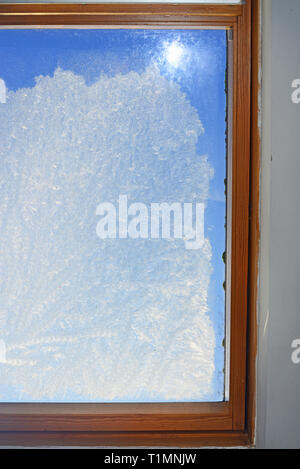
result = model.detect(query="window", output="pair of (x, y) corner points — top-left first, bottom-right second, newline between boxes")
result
(0, 1), (258, 447)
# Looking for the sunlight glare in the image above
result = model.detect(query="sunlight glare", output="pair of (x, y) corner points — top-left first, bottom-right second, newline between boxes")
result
(165, 41), (186, 68)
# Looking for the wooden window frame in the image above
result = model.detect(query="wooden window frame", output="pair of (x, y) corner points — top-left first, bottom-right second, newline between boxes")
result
(0, 0), (259, 448)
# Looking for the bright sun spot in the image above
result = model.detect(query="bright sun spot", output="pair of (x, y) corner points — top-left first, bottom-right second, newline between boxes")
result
(164, 42), (186, 68)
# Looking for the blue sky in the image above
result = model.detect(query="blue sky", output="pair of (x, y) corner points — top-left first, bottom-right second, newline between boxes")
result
(0, 29), (227, 402)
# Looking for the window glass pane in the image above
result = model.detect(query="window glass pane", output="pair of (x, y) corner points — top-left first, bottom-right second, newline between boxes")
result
(0, 29), (227, 403)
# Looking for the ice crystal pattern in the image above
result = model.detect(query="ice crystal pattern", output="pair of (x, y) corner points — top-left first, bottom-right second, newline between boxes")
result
(0, 67), (216, 402)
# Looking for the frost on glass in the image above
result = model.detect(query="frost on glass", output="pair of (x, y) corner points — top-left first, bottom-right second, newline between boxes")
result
(0, 30), (227, 402)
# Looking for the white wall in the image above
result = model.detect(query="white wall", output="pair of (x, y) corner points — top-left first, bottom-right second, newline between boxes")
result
(257, 0), (300, 449)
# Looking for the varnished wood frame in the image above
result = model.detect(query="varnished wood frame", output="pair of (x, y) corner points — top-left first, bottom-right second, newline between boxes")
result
(0, 1), (259, 448)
